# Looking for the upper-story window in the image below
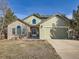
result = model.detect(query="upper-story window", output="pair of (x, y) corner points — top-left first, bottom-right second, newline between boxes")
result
(32, 19), (36, 24)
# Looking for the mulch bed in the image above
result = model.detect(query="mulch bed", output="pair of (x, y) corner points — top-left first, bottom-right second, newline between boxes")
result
(0, 40), (61, 59)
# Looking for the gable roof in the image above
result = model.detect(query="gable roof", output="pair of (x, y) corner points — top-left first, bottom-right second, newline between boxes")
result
(23, 13), (71, 26)
(23, 13), (50, 26)
(37, 14), (70, 25)
(8, 13), (71, 27)
(23, 13), (49, 20)
(23, 13), (70, 21)
(55, 14), (70, 22)
(8, 19), (30, 26)
(23, 13), (70, 26)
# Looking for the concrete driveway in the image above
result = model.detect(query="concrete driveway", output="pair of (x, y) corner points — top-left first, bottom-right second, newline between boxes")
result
(47, 39), (79, 59)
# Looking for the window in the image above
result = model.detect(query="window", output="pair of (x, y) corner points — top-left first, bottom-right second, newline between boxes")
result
(22, 28), (26, 34)
(12, 28), (15, 35)
(32, 19), (36, 24)
(17, 26), (21, 35)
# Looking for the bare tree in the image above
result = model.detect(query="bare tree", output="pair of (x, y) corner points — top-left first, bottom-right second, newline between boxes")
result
(0, 0), (8, 39)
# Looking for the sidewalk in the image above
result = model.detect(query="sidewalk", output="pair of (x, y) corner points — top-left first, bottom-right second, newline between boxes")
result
(47, 39), (79, 59)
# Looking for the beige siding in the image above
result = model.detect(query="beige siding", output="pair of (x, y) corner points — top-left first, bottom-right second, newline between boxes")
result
(40, 27), (51, 39)
(8, 21), (30, 39)
(40, 16), (69, 39)
(24, 16), (41, 25)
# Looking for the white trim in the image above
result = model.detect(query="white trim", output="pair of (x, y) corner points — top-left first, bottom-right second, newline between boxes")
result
(43, 26), (69, 28)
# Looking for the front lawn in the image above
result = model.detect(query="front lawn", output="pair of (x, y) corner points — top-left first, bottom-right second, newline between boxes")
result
(0, 40), (61, 59)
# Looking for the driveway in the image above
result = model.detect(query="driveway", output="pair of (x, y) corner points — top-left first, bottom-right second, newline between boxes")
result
(47, 39), (79, 59)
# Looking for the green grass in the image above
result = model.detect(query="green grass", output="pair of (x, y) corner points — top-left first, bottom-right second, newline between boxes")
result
(0, 40), (61, 59)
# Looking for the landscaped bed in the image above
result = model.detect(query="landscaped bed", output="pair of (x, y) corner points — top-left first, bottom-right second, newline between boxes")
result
(0, 40), (61, 59)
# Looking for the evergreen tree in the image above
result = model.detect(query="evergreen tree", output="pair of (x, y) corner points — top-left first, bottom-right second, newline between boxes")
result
(3, 8), (17, 39)
(4, 8), (17, 26)
(73, 6), (79, 31)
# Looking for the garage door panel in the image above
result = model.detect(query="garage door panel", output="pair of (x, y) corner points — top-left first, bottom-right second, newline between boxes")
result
(52, 28), (68, 39)
(40, 27), (68, 39)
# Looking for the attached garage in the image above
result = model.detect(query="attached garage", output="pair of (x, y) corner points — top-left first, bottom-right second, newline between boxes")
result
(40, 26), (68, 39)
(39, 15), (70, 39)
(51, 27), (68, 39)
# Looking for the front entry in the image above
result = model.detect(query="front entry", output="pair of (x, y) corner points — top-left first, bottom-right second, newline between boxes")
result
(30, 27), (39, 39)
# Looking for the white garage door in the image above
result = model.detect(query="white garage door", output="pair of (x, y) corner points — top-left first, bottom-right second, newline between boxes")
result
(52, 28), (68, 39)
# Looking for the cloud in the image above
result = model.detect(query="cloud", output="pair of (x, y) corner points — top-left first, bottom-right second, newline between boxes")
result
(66, 14), (72, 19)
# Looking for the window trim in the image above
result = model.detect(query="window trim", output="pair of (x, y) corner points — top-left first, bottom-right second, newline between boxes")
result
(32, 19), (36, 24)
(17, 25), (21, 35)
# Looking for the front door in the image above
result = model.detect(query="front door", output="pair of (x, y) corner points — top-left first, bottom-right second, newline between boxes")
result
(31, 27), (39, 39)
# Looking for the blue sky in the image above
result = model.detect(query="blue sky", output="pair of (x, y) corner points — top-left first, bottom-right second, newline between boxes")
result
(8, 0), (79, 19)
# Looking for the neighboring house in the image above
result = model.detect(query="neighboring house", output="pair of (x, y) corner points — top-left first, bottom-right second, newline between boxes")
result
(8, 14), (71, 39)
